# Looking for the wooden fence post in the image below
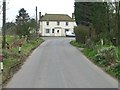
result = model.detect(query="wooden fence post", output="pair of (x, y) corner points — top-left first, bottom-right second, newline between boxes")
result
(18, 43), (22, 54)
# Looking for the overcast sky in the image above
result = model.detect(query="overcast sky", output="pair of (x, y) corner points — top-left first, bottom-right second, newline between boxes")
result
(0, 0), (74, 27)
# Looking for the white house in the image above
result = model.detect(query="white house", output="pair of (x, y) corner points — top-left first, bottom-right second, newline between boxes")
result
(39, 14), (75, 36)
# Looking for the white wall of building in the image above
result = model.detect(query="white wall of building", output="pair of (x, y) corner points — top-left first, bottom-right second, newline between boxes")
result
(39, 21), (75, 36)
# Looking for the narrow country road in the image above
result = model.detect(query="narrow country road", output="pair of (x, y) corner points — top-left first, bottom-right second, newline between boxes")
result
(5, 37), (118, 88)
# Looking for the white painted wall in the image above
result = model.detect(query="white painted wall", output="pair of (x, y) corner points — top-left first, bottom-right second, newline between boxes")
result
(39, 21), (75, 36)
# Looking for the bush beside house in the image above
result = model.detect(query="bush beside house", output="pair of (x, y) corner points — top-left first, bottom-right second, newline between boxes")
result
(74, 25), (89, 44)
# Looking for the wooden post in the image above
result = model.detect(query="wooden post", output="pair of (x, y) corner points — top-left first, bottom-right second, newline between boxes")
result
(101, 39), (104, 46)
(0, 62), (3, 72)
(18, 43), (22, 54)
(6, 42), (10, 50)
(0, 55), (3, 72)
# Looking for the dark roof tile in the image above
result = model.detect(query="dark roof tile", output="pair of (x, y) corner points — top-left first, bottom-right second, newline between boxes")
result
(40, 14), (74, 22)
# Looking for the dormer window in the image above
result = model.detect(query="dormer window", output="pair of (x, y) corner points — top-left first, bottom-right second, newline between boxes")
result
(46, 21), (49, 26)
(57, 21), (60, 26)
(66, 22), (69, 26)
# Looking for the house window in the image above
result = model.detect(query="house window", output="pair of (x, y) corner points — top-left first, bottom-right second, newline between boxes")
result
(66, 22), (69, 26)
(57, 21), (60, 26)
(65, 29), (69, 32)
(46, 21), (49, 26)
(46, 29), (50, 33)
(52, 29), (54, 33)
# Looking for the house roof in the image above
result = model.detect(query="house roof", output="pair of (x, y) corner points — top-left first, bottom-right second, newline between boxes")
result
(40, 14), (75, 22)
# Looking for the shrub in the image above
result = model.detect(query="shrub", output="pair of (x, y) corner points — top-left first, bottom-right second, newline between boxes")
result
(93, 33), (111, 45)
(70, 40), (85, 48)
(95, 46), (117, 66)
(71, 40), (120, 78)
(106, 62), (120, 78)
(118, 47), (120, 60)
(74, 25), (89, 44)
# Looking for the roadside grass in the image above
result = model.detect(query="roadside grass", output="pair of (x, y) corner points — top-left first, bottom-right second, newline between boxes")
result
(83, 48), (97, 60)
(6, 35), (19, 43)
(70, 40), (85, 48)
(2, 37), (44, 84)
(118, 46), (120, 60)
(70, 40), (120, 78)
(0, 33), (2, 51)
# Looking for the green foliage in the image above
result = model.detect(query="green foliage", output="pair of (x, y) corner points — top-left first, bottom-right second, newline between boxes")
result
(2, 50), (9, 59)
(115, 46), (120, 61)
(74, 25), (89, 44)
(106, 62), (120, 78)
(2, 38), (44, 83)
(70, 40), (85, 48)
(16, 8), (31, 38)
(95, 46), (117, 65)
(29, 18), (36, 29)
(93, 33), (111, 45)
(74, 2), (92, 26)
(5, 22), (17, 35)
(83, 48), (97, 60)
(16, 22), (30, 38)
(6, 22), (15, 28)
(6, 35), (19, 43)
(74, 1), (120, 78)
(74, 2), (107, 28)
(74, 2), (120, 46)
(70, 40), (120, 78)
(91, 3), (108, 34)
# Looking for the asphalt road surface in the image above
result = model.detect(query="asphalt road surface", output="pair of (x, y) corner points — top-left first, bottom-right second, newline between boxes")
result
(5, 37), (118, 88)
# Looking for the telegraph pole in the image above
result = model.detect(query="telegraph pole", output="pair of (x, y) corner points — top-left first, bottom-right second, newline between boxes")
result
(36, 6), (38, 33)
(2, 0), (6, 49)
(118, 1), (120, 45)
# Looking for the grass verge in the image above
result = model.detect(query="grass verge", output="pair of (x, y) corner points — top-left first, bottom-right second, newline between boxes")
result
(70, 40), (120, 79)
(2, 38), (44, 85)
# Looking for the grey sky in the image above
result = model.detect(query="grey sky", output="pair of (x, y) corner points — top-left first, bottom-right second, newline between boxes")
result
(0, 0), (74, 27)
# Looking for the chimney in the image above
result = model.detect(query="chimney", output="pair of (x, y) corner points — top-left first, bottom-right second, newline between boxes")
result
(39, 12), (41, 21)
(72, 13), (75, 19)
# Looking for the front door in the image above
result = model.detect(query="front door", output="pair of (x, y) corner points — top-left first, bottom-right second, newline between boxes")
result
(55, 29), (62, 36)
